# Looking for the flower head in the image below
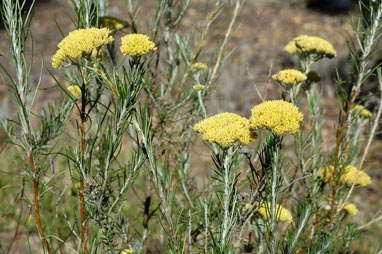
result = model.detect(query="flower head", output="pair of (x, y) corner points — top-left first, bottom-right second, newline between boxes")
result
(353, 105), (372, 118)
(99, 16), (129, 31)
(343, 203), (359, 215)
(250, 100), (303, 135)
(320, 165), (372, 187)
(193, 84), (205, 91)
(68, 85), (82, 99)
(120, 34), (156, 56)
(284, 35), (336, 60)
(257, 202), (293, 223)
(272, 69), (307, 86)
(52, 28), (114, 68)
(194, 112), (256, 148)
(192, 62), (208, 71)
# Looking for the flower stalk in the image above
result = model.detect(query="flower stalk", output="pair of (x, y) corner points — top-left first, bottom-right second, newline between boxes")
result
(30, 150), (52, 254)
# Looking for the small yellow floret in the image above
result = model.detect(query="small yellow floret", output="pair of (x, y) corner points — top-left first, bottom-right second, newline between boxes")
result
(193, 84), (205, 91)
(257, 202), (293, 223)
(250, 100), (303, 135)
(68, 86), (82, 99)
(74, 182), (81, 190)
(284, 35), (336, 60)
(120, 34), (156, 56)
(52, 49), (66, 69)
(272, 69), (307, 86)
(320, 165), (372, 187)
(121, 249), (133, 254)
(192, 62), (208, 71)
(99, 16), (129, 31)
(52, 28), (114, 68)
(245, 203), (253, 210)
(343, 203), (359, 215)
(194, 112), (256, 148)
(353, 105), (372, 118)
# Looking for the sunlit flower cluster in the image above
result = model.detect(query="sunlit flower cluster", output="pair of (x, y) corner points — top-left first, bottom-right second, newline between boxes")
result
(343, 203), (359, 215)
(284, 35), (336, 60)
(193, 84), (205, 91)
(120, 34), (156, 56)
(68, 85), (82, 99)
(250, 100), (303, 135)
(194, 112), (256, 148)
(272, 69), (307, 86)
(254, 202), (293, 223)
(52, 28), (114, 68)
(99, 16), (129, 31)
(192, 62), (208, 71)
(320, 165), (372, 186)
(353, 105), (372, 118)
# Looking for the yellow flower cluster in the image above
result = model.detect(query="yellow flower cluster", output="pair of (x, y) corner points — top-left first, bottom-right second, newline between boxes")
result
(99, 16), (129, 31)
(343, 203), (359, 215)
(52, 28), (114, 68)
(250, 100), (303, 135)
(193, 84), (205, 91)
(120, 34), (156, 56)
(121, 249), (133, 254)
(68, 85), (82, 99)
(284, 35), (336, 60)
(257, 202), (293, 223)
(353, 105), (372, 118)
(194, 112), (256, 148)
(272, 69), (307, 86)
(192, 62), (208, 71)
(320, 165), (372, 186)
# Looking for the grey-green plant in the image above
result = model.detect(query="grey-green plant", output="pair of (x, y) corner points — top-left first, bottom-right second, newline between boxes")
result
(1, 0), (382, 253)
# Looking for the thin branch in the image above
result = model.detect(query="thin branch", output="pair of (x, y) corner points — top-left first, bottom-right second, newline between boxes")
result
(208, 0), (244, 87)
(340, 68), (382, 210)
(357, 214), (382, 230)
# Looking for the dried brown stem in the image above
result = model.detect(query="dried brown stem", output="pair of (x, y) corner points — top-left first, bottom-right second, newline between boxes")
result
(330, 3), (382, 222)
(80, 68), (88, 254)
(329, 3), (382, 220)
(330, 90), (357, 222)
(30, 151), (52, 254)
(340, 70), (382, 210)
(143, 171), (152, 229)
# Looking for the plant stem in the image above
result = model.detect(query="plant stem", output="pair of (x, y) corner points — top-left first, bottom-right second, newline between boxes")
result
(80, 69), (88, 254)
(30, 151), (52, 254)
(330, 2), (382, 222)
(197, 91), (207, 119)
(143, 171), (152, 230)
(221, 153), (230, 246)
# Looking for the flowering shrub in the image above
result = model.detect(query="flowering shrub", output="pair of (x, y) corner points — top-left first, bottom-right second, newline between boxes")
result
(1, 0), (381, 253)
